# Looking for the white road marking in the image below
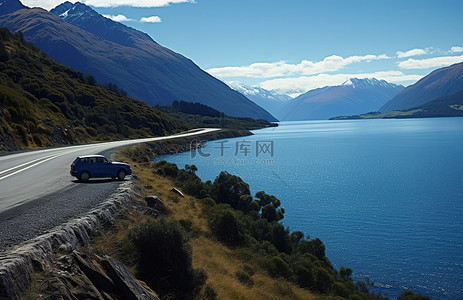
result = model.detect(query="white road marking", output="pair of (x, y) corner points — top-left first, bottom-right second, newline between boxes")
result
(0, 128), (221, 182)
(0, 155), (56, 176)
(0, 154), (63, 181)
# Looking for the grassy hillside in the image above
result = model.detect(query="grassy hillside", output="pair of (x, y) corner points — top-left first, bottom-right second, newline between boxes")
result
(330, 90), (463, 120)
(0, 27), (186, 151)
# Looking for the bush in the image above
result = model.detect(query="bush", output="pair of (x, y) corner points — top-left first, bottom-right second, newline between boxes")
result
(235, 270), (254, 287)
(332, 281), (350, 298)
(153, 160), (179, 177)
(203, 285), (218, 300)
(314, 267), (334, 293)
(211, 172), (251, 210)
(128, 219), (206, 299)
(397, 290), (431, 300)
(261, 256), (292, 279)
(208, 205), (246, 247)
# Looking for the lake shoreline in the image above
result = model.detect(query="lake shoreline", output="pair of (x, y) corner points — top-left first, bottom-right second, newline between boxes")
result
(158, 119), (463, 300)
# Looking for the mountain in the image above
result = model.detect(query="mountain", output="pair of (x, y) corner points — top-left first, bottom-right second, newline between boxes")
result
(0, 0), (26, 14)
(280, 78), (403, 120)
(331, 89), (463, 120)
(380, 62), (463, 112)
(227, 81), (292, 121)
(0, 27), (185, 151)
(0, 1), (276, 121)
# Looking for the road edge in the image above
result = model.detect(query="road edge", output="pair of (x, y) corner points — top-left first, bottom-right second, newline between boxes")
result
(0, 181), (138, 299)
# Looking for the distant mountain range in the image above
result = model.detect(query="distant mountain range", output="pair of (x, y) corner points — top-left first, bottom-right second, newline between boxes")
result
(332, 63), (463, 120)
(278, 78), (403, 120)
(227, 82), (291, 120)
(380, 62), (463, 112)
(331, 89), (463, 120)
(0, 0), (276, 121)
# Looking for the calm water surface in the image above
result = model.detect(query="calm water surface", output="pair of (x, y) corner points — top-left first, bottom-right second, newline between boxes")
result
(157, 118), (463, 299)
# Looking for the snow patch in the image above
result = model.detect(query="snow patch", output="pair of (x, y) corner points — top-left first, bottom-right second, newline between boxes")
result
(60, 9), (70, 18)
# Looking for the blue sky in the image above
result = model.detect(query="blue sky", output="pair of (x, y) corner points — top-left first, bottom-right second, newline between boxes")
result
(22, 0), (463, 96)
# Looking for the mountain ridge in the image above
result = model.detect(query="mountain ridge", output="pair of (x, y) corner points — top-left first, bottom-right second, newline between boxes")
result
(380, 62), (463, 112)
(280, 78), (403, 120)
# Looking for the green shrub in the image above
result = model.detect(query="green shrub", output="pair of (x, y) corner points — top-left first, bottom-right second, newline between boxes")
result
(332, 281), (350, 298)
(397, 290), (431, 300)
(208, 205), (246, 247)
(313, 267), (334, 293)
(203, 285), (218, 300)
(235, 269), (254, 287)
(153, 160), (179, 177)
(211, 172), (251, 210)
(262, 256), (292, 279)
(128, 219), (206, 299)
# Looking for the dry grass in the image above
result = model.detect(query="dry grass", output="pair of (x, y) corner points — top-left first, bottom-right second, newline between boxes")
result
(105, 151), (326, 300)
(192, 236), (323, 300)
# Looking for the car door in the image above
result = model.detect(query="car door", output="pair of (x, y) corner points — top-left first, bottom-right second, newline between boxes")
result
(97, 156), (114, 177)
(87, 157), (100, 177)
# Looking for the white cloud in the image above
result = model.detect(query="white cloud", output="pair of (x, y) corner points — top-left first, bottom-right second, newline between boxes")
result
(207, 54), (390, 79)
(103, 14), (132, 22)
(21, 0), (61, 10)
(258, 71), (423, 97)
(21, 0), (192, 10)
(396, 48), (427, 58)
(140, 16), (162, 23)
(450, 46), (463, 53)
(83, 0), (192, 8)
(398, 55), (463, 69)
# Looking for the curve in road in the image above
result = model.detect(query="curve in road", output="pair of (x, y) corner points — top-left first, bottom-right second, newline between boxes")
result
(0, 128), (220, 213)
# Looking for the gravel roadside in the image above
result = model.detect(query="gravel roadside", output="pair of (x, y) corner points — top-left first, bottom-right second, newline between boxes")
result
(0, 149), (124, 252)
(0, 178), (123, 252)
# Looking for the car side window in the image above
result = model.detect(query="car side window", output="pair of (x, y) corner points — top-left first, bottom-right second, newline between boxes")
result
(81, 158), (88, 164)
(89, 157), (97, 164)
(97, 157), (108, 164)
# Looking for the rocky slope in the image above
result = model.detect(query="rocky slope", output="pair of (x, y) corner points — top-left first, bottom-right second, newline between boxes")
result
(0, 181), (168, 300)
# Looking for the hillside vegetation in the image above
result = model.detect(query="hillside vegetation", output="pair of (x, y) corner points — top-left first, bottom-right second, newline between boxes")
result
(157, 101), (278, 130)
(0, 27), (185, 151)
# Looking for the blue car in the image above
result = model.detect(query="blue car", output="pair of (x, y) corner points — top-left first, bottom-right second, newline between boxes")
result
(70, 155), (132, 182)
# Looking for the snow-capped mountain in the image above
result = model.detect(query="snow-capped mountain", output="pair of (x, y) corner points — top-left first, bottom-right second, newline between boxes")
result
(227, 81), (292, 121)
(281, 78), (403, 120)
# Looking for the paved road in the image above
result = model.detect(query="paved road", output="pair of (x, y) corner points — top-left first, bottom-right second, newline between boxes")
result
(0, 128), (220, 213)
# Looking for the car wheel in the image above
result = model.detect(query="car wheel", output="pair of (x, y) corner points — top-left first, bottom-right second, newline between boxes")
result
(79, 171), (90, 182)
(117, 169), (126, 181)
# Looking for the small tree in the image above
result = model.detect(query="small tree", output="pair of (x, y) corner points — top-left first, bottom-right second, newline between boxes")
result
(212, 172), (250, 210)
(208, 205), (246, 246)
(185, 164), (198, 174)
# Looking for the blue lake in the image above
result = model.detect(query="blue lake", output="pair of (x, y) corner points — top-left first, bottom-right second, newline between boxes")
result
(156, 118), (463, 299)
